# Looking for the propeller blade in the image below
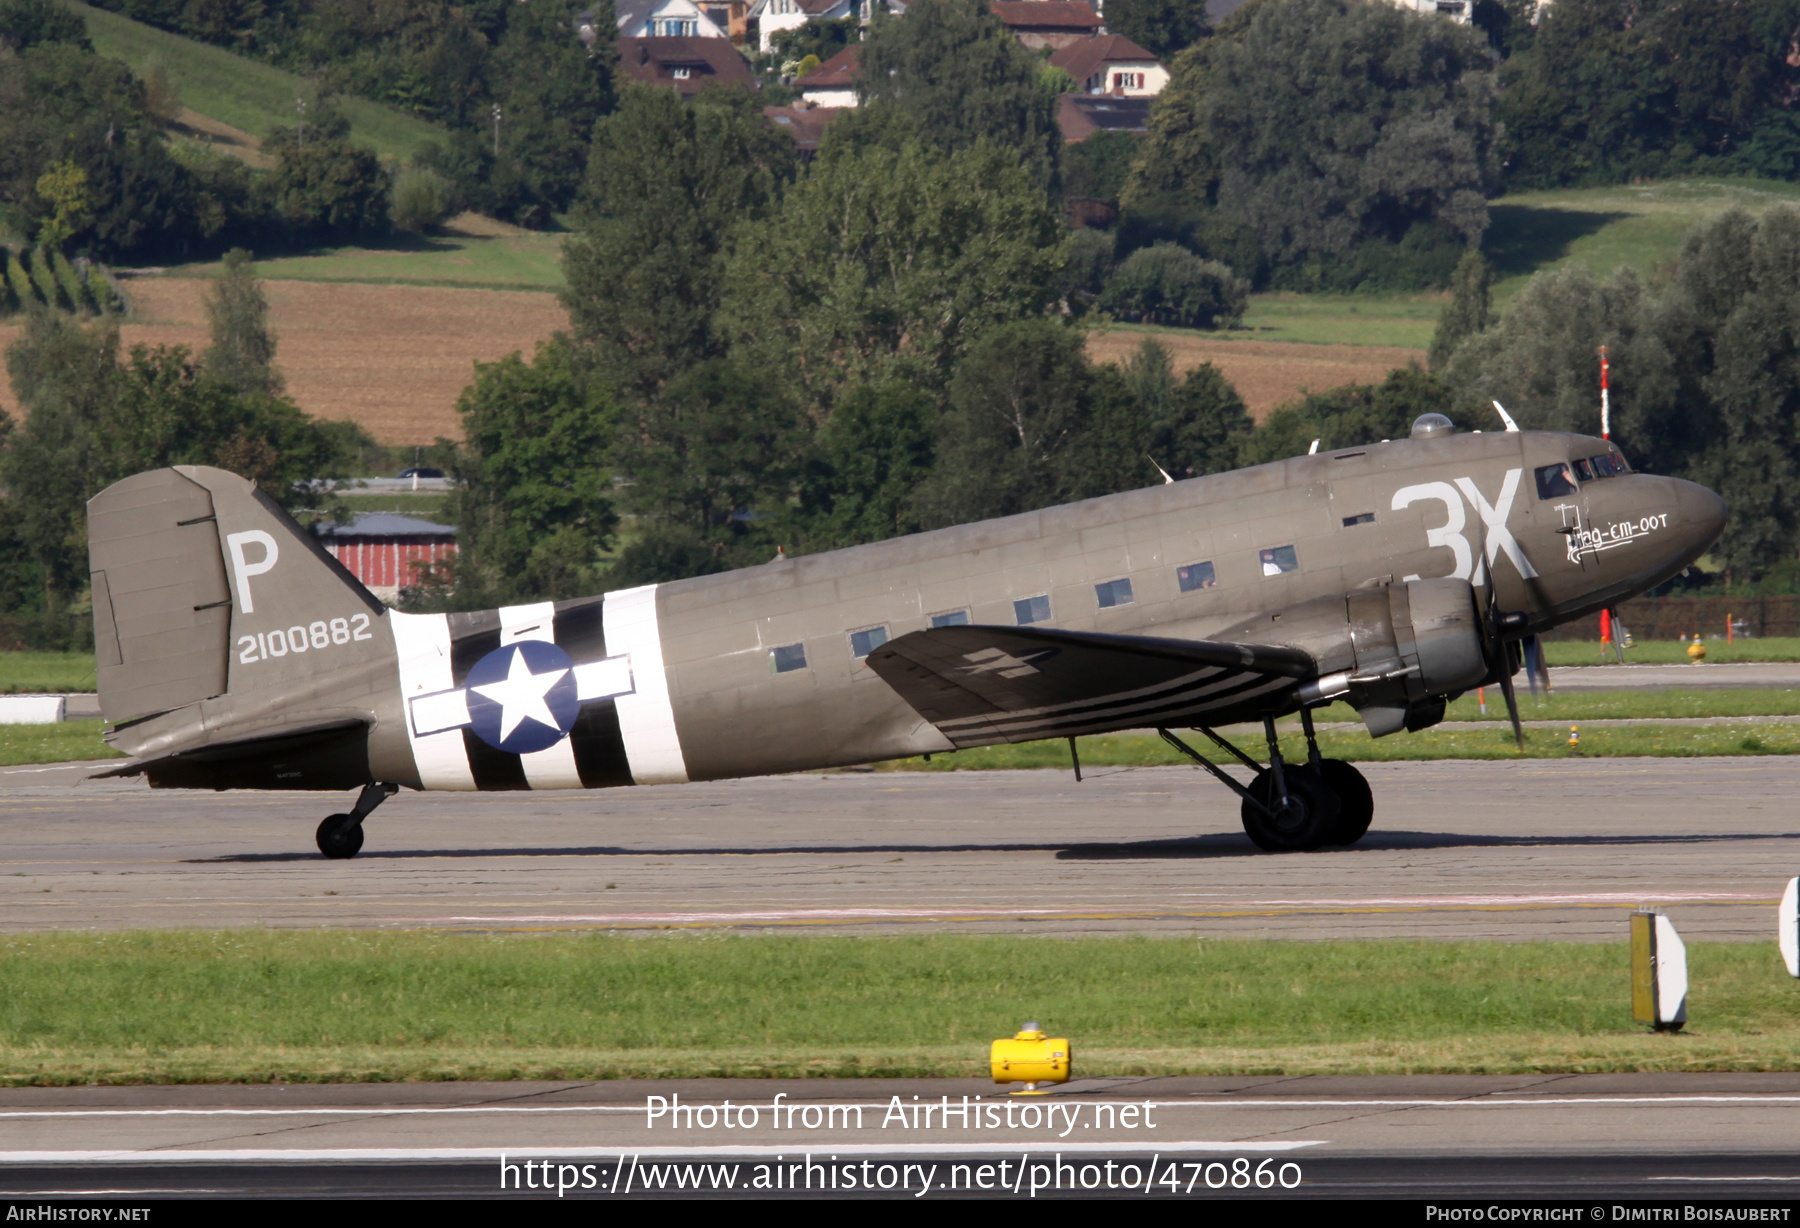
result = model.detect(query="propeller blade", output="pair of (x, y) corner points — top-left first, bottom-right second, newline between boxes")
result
(1496, 660), (1524, 748)
(1523, 635), (1540, 700)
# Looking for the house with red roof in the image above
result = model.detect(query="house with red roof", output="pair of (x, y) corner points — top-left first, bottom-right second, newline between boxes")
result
(1049, 33), (1167, 97)
(795, 45), (859, 106)
(990, 1), (1102, 49)
(617, 36), (760, 95)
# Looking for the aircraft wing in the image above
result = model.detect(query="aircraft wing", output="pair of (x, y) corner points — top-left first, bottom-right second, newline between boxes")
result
(865, 625), (1315, 749)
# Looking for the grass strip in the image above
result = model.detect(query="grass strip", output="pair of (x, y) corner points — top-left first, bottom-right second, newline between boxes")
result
(0, 721), (119, 766)
(2, 716), (1798, 770)
(0, 933), (1792, 1083)
(1544, 637), (1800, 665)
(0, 653), (95, 695)
(172, 234), (567, 291)
(884, 721), (1800, 771)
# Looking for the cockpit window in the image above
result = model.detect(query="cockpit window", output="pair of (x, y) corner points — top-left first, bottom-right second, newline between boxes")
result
(1535, 463), (1578, 499)
(1572, 457), (1594, 482)
(1591, 453), (1630, 477)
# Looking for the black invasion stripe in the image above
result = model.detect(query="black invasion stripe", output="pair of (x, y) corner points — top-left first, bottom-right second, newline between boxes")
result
(463, 729), (529, 791)
(947, 676), (1296, 746)
(569, 700), (634, 788)
(934, 665), (1255, 732)
(449, 625), (502, 685)
(553, 597), (607, 661)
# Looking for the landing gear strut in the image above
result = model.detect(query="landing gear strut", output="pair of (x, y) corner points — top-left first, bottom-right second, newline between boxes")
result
(1157, 713), (1374, 852)
(316, 782), (398, 860)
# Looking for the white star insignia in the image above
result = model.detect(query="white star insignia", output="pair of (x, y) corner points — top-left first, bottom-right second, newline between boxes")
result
(470, 648), (570, 742)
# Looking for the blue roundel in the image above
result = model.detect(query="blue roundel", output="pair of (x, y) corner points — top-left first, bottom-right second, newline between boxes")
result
(464, 640), (580, 755)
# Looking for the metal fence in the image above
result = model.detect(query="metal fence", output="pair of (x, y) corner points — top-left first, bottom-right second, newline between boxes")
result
(1540, 595), (1800, 641)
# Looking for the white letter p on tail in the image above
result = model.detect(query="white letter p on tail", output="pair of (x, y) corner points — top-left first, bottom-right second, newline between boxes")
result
(226, 530), (279, 613)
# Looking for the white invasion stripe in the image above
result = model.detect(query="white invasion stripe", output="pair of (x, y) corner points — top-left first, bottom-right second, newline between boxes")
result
(603, 584), (688, 784)
(388, 611), (474, 791)
(574, 655), (633, 701)
(0, 1141), (1325, 1164)
(409, 688), (470, 737)
(412, 892), (1778, 925)
(501, 602), (582, 791)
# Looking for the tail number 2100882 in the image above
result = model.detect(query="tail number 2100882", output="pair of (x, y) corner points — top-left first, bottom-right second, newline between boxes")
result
(237, 614), (373, 664)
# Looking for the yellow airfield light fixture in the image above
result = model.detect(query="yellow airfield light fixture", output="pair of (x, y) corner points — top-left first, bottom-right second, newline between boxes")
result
(991, 1022), (1071, 1095)
(1630, 909), (1688, 1031)
(1779, 878), (1799, 979)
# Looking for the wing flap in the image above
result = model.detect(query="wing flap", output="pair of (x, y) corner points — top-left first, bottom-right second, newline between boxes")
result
(865, 625), (1314, 748)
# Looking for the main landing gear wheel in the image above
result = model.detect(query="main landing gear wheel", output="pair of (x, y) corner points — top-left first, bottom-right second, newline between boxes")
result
(314, 782), (398, 859)
(316, 814), (364, 860)
(1317, 759), (1374, 846)
(1240, 767), (1340, 852)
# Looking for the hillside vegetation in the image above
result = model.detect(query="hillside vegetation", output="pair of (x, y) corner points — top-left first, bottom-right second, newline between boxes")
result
(66, 0), (446, 162)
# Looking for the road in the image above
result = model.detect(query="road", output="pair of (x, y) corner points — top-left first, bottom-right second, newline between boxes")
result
(1, 1075), (1797, 1199)
(0, 756), (1793, 940)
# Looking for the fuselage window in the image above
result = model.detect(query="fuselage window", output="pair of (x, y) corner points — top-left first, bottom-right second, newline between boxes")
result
(1259, 545), (1298, 576)
(1591, 453), (1630, 477)
(1342, 513), (1374, 527)
(1176, 561), (1215, 592)
(1535, 462), (1578, 499)
(1095, 577), (1134, 608)
(771, 643), (807, 673)
(930, 610), (970, 628)
(1014, 594), (1051, 624)
(849, 626), (888, 658)
(1572, 457), (1594, 482)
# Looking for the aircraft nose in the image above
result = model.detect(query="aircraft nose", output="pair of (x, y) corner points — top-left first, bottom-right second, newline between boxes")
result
(1668, 476), (1727, 564)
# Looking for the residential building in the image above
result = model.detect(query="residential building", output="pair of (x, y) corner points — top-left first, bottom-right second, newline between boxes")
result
(618, 36), (760, 94)
(1049, 33), (1166, 96)
(990, 1), (1103, 49)
(1055, 92), (1152, 142)
(1388, 0), (1472, 20)
(765, 104), (846, 154)
(795, 46), (859, 106)
(747, 0), (903, 53)
(602, 0), (728, 40)
(317, 514), (457, 604)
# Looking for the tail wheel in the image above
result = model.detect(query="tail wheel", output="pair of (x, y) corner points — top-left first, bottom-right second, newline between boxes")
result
(316, 814), (364, 860)
(1317, 759), (1374, 846)
(1240, 768), (1340, 852)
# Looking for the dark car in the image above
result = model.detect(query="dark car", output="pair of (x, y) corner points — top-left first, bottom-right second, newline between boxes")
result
(397, 468), (445, 479)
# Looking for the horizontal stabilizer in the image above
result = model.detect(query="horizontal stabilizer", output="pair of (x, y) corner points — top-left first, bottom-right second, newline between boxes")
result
(866, 625), (1313, 748)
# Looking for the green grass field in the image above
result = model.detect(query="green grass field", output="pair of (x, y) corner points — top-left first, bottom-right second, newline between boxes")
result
(1486, 178), (1800, 305)
(172, 228), (566, 291)
(886, 720), (1800, 772)
(0, 721), (119, 766)
(1545, 637), (1800, 665)
(1139, 293), (1444, 349)
(0, 653), (95, 695)
(1131, 178), (1800, 350)
(68, 0), (447, 162)
(0, 932), (1789, 1083)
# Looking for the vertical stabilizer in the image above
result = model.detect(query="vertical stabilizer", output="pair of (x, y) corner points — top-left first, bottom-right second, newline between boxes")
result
(88, 466), (386, 736)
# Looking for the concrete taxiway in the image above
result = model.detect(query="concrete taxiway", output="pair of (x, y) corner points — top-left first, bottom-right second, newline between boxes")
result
(2, 1075), (1798, 1198)
(0, 756), (1792, 939)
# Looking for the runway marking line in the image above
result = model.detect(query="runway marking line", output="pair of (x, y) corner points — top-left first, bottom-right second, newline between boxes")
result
(0, 1141), (1326, 1164)
(407, 893), (1781, 929)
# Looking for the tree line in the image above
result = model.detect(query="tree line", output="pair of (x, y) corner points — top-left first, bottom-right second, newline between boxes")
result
(0, 251), (368, 647)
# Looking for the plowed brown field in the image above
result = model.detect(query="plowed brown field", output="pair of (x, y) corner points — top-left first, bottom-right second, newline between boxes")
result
(0, 278), (568, 446)
(0, 280), (1420, 443)
(1085, 330), (1424, 422)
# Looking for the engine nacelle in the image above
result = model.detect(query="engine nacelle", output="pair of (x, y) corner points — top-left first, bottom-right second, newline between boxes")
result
(1240, 578), (1488, 738)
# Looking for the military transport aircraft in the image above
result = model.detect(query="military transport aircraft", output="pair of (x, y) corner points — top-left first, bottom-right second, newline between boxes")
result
(85, 410), (1725, 858)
